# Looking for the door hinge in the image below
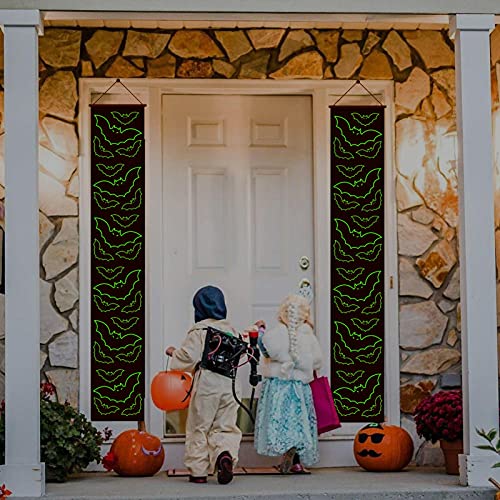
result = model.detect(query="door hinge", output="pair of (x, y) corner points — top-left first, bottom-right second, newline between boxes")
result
(389, 276), (394, 289)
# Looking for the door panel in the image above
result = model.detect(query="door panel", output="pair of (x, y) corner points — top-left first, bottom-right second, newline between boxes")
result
(162, 95), (314, 433)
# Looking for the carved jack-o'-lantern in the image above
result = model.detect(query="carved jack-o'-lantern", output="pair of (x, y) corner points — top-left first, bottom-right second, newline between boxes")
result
(151, 370), (192, 412)
(353, 423), (414, 472)
(106, 428), (164, 477)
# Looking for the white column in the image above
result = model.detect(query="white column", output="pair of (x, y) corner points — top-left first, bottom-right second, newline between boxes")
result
(450, 14), (498, 487)
(0, 10), (45, 497)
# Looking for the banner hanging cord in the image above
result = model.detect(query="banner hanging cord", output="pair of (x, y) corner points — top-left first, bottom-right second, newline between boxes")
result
(90, 78), (145, 106)
(332, 80), (385, 108)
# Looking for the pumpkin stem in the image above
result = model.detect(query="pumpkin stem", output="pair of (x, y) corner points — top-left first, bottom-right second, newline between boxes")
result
(138, 420), (146, 432)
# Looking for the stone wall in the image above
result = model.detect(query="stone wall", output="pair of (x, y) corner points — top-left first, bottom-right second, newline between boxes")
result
(0, 25), (499, 462)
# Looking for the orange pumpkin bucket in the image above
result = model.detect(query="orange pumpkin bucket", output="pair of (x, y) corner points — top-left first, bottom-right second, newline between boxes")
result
(151, 360), (193, 412)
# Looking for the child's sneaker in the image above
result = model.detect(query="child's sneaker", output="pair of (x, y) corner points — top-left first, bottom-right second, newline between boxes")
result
(216, 451), (234, 484)
(189, 476), (207, 484)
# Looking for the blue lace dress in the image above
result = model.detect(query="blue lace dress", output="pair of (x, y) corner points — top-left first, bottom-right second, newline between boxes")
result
(254, 377), (319, 466)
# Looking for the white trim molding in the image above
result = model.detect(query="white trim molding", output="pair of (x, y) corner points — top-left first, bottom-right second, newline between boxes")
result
(451, 13), (500, 488)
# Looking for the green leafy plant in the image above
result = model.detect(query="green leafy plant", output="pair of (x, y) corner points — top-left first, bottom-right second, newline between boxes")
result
(475, 429), (500, 491)
(0, 383), (111, 482)
(476, 428), (500, 468)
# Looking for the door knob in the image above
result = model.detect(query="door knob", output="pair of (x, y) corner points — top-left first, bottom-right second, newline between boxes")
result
(299, 256), (310, 271)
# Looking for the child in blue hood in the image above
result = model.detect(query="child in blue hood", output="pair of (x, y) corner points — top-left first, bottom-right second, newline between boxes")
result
(166, 286), (264, 485)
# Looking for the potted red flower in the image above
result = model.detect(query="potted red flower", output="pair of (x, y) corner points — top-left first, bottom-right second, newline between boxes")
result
(413, 389), (463, 475)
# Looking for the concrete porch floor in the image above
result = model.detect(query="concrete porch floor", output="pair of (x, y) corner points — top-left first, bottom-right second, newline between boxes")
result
(31, 467), (495, 500)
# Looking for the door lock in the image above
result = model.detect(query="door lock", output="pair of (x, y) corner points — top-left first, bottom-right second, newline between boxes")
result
(298, 278), (313, 302)
(299, 256), (310, 271)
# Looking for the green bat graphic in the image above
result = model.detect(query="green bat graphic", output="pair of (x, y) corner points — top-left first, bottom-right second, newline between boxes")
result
(333, 373), (381, 406)
(111, 316), (140, 331)
(123, 188), (143, 211)
(93, 371), (142, 404)
(358, 243), (382, 262)
(335, 218), (382, 250)
(357, 345), (383, 365)
(333, 270), (381, 303)
(94, 166), (142, 199)
(362, 395), (383, 419)
(357, 140), (382, 159)
(96, 369), (125, 384)
(123, 291), (143, 314)
(351, 112), (379, 127)
(94, 114), (142, 146)
(94, 192), (120, 211)
(335, 321), (381, 346)
(94, 397), (120, 416)
(93, 342), (114, 364)
(336, 164), (365, 179)
(336, 369), (365, 385)
(362, 190), (383, 213)
(93, 136), (114, 159)
(117, 140), (143, 158)
(93, 269), (142, 302)
(94, 319), (142, 348)
(352, 318), (380, 333)
(93, 295), (120, 313)
(95, 162), (125, 178)
(333, 240), (354, 263)
(93, 239), (114, 262)
(352, 215), (380, 230)
(336, 267), (364, 282)
(333, 168), (381, 200)
(333, 343), (354, 366)
(116, 242), (142, 261)
(335, 399), (359, 417)
(111, 110), (139, 126)
(95, 217), (142, 249)
(95, 266), (124, 281)
(116, 344), (142, 363)
(362, 292), (383, 316)
(333, 137), (354, 160)
(333, 192), (360, 212)
(111, 213), (140, 229)
(333, 296), (359, 314)
(123, 394), (142, 417)
(334, 115), (382, 147)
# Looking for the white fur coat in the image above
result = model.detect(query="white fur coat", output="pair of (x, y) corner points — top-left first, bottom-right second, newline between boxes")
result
(259, 323), (322, 384)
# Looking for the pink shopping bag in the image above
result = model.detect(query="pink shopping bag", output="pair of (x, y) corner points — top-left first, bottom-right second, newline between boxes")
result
(310, 371), (341, 435)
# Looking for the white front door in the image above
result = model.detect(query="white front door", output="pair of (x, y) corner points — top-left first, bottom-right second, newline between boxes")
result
(162, 94), (314, 431)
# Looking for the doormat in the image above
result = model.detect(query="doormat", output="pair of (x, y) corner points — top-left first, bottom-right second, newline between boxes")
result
(167, 466), (310, 476)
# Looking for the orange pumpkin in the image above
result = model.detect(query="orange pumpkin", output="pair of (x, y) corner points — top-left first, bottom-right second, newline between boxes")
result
(151, 370), (192, 412)
(353, 423), (414, 472)
(108, 429), (165, 477)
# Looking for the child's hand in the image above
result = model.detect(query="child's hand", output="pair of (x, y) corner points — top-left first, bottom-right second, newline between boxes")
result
(165, 346), (176, 357)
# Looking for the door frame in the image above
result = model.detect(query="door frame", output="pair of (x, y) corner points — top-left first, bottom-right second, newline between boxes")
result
(79, 78), (398, 455)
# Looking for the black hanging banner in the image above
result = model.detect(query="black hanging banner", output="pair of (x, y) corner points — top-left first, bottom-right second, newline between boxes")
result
(330, 105), (385, 423)
(90, 103), (146, 421)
